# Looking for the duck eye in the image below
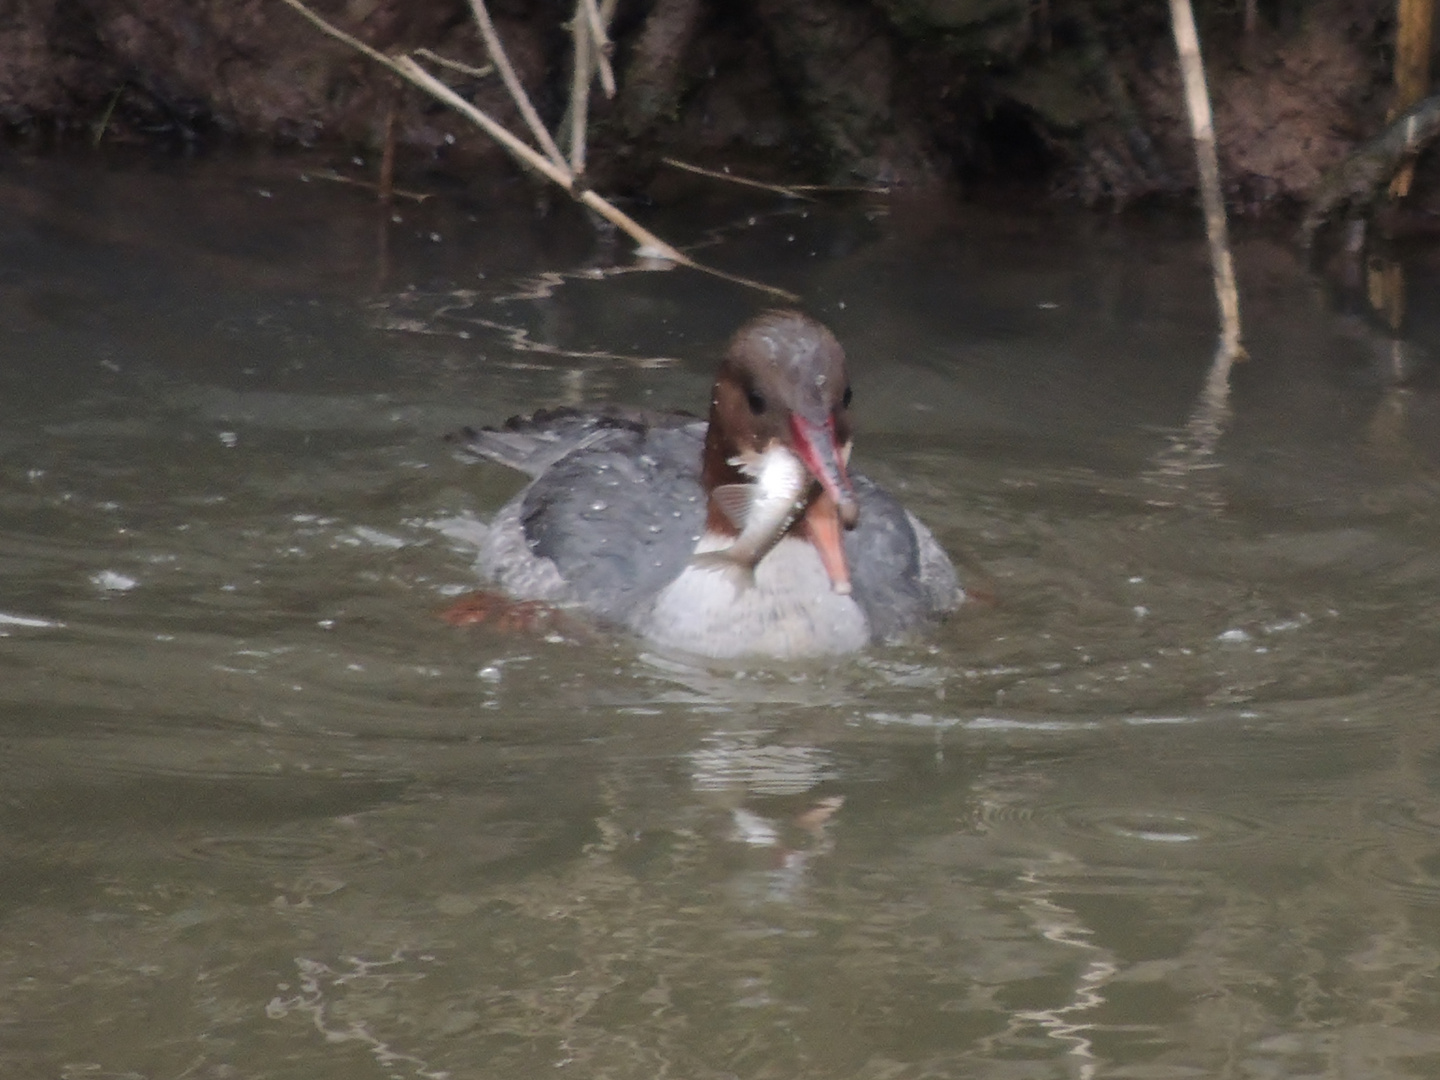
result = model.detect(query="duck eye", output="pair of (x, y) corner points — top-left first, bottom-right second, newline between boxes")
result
(842, 385), (853, 409)
(746, 389), (767, 415)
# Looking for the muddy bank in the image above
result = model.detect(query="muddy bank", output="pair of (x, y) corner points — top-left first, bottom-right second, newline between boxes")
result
(0, 0), (1408, 210)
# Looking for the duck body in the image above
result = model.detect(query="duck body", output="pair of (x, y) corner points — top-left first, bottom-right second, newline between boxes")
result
(454, 312), (962, 660)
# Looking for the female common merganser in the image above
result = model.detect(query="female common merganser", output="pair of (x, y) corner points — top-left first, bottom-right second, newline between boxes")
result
(450, 310), (962, 659)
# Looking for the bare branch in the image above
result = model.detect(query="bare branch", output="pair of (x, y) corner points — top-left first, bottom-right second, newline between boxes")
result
(304, 168), (432, 202)
(275, 0), (798, 301)
(412, 48), (494, 80)
(395, 55), (572, 188)
(662, 157), (816, 201)
(275, 0), (405, 73)
(580, 0), (616, 98)
(398, 57), (725, 279)
(1168, 0), (1244, 359)
(568, 2), (592, 173)
(463, 0), (569, 173)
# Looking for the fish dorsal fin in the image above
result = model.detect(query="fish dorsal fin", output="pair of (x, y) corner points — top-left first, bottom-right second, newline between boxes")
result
(726, 451), (765, 480)
(710, 484), (755, 530)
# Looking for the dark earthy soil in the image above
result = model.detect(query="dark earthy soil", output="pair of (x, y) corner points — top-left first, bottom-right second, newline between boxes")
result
(0, 0), (1414, 212)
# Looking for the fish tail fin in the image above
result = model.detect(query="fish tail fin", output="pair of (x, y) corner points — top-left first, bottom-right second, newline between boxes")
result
(690, 551), (757, 592)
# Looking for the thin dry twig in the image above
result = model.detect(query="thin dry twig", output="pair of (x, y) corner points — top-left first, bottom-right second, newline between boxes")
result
(1168, 0), (1244, 359)
(560, 0), (616, 167)
(599, 2), (620, 64)
(394, 55), (576, 189)
(580, 0), (617, 98)
(394, 56), (701, 271)
(788, 181), (892, 194)
(276, 0), (401, 69)
(662, 158), (891, 197)
(1388, 0), (1434, 198)
(93, 87), (123, 148)
(276, 0), (798, 301)
(412, 47), (494, 80)
(463, 0), (568, 172)
(662, 157), (816, 201)
(655, 257), (799, 299)
(568, 1), (593, 173)
(305, 168), (432, 203)
(407, 58), (794, 297)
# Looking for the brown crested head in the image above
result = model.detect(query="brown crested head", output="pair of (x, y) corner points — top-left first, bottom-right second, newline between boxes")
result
(702, 310), (859, 542)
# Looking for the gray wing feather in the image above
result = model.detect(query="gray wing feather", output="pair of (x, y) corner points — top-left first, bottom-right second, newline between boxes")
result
(518, 424), (707, 624)
(845, 476), (960, 642)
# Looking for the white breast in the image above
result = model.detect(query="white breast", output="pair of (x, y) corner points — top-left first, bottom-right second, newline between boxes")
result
(637, 534), (871, 660)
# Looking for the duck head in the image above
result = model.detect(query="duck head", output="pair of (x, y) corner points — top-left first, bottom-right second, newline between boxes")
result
(702, 310), (859, 591)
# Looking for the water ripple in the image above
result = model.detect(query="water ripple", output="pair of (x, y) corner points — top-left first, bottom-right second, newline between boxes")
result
(978, 799), (1266, 853)
(183, 832), (382, 869)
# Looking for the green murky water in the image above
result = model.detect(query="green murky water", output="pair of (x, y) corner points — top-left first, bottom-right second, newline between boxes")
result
(5, 154), (1440, 1078)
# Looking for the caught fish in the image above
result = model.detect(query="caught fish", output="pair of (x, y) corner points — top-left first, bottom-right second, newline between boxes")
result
(692, 444), (810, 588)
